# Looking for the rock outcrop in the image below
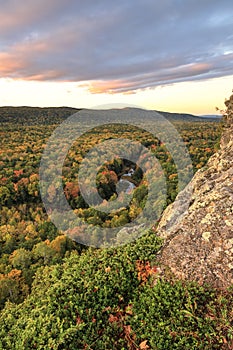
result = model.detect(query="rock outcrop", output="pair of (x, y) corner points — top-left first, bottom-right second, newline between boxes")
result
(157, 92), (233, 288)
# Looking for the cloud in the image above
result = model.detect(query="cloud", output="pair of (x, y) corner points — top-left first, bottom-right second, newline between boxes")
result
(87, 62), (226, 94)
(0, 0), (233, 93)
(0, 0), (68, 39)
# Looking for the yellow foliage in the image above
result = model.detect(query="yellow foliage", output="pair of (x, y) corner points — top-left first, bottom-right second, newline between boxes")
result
(50, 235), (67, 252)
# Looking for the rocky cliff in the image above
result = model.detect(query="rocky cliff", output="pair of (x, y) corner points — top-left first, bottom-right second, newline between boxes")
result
(157, 92), (233, 288)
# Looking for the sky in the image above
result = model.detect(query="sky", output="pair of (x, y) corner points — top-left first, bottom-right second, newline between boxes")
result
(0, 0), (233, 114)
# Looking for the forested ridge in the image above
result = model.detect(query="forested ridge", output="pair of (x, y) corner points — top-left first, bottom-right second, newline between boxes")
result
(1, 106), (232, 349)
(0, 106), (218, 124)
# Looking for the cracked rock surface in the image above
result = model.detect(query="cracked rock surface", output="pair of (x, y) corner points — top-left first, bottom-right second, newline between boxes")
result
(157, 93), (233, 288)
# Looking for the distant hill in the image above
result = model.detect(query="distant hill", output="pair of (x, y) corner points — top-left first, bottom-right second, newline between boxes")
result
(0, 106), (80, 125)
(156, 110), (222, 122)
(0, 106), (221, 125)
(199, 114), (222, 119)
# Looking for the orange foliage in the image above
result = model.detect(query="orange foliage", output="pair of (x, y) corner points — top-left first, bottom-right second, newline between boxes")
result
(64, 182), (79, 199)
(136, 260), (158, 284)
(13, 169), (23, 177)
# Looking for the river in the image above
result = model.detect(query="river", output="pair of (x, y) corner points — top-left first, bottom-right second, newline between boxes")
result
(119, 168), (136, 194)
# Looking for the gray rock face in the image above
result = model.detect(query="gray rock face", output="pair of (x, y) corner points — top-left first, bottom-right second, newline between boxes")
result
(157, 93), (233, 288)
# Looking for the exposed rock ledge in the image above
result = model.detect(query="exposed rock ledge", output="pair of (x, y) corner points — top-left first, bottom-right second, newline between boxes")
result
(157, 92), (233, 288)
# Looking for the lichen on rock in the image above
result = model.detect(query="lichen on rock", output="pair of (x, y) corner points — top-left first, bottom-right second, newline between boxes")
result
(156, 91), (233, 288)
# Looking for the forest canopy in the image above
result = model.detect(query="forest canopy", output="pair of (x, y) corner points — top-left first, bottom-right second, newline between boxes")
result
(1, 107), (231, 349)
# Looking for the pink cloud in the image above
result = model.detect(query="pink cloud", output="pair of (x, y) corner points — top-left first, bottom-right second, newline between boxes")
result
(0, 0), (232, 96)
(0, 0), (67, 37)
(87, 62), (214, 94)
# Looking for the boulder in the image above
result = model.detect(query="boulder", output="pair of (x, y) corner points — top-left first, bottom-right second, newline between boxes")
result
(157, 92), (233, 288)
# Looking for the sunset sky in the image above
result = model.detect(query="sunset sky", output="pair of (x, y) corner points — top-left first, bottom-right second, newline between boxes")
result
(0, 0), (233, 114)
